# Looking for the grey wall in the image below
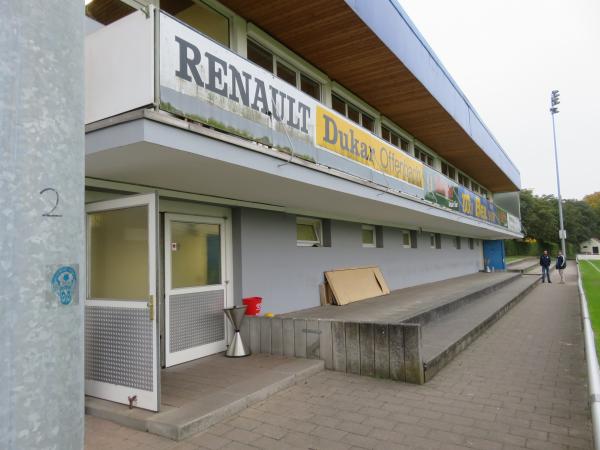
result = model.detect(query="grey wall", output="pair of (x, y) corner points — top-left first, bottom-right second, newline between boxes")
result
(0, 1), (85, 449)
(237, 208), (484, 314)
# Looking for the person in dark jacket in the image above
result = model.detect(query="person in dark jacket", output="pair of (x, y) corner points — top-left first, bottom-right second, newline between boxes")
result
(540, 250), (551, 283)
(556, 251), (566, 283)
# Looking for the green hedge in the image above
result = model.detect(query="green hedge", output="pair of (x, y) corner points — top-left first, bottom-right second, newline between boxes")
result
(505, 240), (578, 259)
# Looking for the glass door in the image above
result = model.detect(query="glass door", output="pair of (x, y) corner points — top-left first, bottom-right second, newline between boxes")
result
(85, 193), (159, 411)
(164, 214), (227, 367)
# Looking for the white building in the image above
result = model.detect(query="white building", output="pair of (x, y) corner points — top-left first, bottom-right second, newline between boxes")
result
(581, 238), (600, 255)
(83, 0), (523, 411)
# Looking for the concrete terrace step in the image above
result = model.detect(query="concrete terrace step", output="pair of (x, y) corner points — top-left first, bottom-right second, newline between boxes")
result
(398, 272), (522, 327)
(280, 271), (522, 324)
(421, 274), (540, 381)
(507, 257), (539, 273)
(247, 271), (526, 384)
(85, 355), (324, 441)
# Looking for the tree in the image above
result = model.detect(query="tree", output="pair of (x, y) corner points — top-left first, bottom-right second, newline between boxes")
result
(519, 189), (599, 245)
(584, 192), (600, 210)
(519, 189), (558, 242)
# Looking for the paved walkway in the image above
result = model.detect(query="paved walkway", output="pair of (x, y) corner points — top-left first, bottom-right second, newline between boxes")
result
(85, 266), (592, 449)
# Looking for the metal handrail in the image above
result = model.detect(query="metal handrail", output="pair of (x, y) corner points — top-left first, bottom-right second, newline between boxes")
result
(577, 256), (600, 449)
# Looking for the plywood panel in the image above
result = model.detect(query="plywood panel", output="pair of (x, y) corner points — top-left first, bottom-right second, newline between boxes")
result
(325, 266), (390, 305)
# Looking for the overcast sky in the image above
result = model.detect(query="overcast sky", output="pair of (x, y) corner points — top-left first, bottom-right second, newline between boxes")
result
(398, 0), (600, 200)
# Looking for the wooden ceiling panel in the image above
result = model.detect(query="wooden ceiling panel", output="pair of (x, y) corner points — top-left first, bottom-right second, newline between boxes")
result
(220, 0), (516, 191)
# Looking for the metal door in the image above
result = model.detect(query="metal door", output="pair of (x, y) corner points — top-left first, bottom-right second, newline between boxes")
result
(164, 214), (227, 367)
(85, 193), (159, 411)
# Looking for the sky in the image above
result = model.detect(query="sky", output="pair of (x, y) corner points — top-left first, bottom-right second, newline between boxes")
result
(398, 0), (600, 200)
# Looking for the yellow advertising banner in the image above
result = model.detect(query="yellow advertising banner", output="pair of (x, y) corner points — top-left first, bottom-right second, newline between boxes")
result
(315, 106), (424, 188)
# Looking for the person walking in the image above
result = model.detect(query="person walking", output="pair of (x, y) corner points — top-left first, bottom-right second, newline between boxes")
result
(540, 250), (552, 283)
(556, 251), (567, 283)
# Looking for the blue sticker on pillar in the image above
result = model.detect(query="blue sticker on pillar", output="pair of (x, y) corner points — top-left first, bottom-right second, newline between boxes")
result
(51, 266), (78, 305)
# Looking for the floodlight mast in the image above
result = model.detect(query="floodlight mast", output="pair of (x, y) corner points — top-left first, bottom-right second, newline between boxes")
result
(549, 90), (567, 258)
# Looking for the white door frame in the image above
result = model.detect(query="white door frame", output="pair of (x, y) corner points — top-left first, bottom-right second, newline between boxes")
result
(164, 213), (232, 367)
(85, 193), (160, 412)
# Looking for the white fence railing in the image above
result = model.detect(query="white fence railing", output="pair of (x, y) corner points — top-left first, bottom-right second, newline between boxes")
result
(577, 255), (600, 450)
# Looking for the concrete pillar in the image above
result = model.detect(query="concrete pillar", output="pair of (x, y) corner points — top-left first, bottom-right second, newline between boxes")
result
(0, 1), (85, 449)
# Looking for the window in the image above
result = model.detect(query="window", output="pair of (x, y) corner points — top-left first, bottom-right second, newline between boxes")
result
(247, 40), (321, 100)
(402, 231), (411, 248)
(347, 104), (360, 124)
(170, 222), (221, 288)
(415, 147), (434, 167)
(382, 126), (410, 153)
(362, 114), (375, 133)
(471, 182), (480, 195)
(300, 74), (321, 101)
(458, 173), (471, 189)
(430, 233), (436, 249)
(247, 40), (273, 72)
(469, 238), (474, 250)
(296, 217), (322, 247)
(455, 236), (461, 250)
(168, 1), (230, 47)
(331, 93), (375, 132)
(89, 206), (149, 300)
(362, 225), (376, 248)
(276, 61), (296, 86)
(441, 162), (456, 180)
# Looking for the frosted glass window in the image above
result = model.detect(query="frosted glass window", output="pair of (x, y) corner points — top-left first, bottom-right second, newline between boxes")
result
(402, 231), (411, 248)
(171, 222), (221, 288)
(296, 217), (322, 247)
(362, 225), (375, 247)
(89, 206), (148, 300)
(172, 2), (230, 47)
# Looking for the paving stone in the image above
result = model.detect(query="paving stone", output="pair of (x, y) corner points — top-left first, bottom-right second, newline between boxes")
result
(312, 425), (347, 441)
(341, 432), (385, 449)
(86, 268), (592, 450)
(335, 420), (373, 437)
(185, 432), (231, 449)
(222, 428), (261, 444)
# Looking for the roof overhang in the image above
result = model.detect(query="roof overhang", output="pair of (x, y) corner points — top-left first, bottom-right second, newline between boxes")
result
(219, 0), (520, 192)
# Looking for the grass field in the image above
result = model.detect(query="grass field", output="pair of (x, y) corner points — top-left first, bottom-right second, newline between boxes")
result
(580, 259), (600, 352)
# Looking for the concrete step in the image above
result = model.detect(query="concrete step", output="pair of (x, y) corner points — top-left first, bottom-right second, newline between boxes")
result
(507, 257), (539, 273)
(421, 275), (540, 381)
(400, 272), (522, 326)
(85, 355), (324, 441)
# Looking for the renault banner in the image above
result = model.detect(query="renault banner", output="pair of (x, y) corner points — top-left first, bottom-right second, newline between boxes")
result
(159, 12), (516, 231)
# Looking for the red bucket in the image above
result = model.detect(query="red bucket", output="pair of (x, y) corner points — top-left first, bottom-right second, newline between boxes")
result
(242, 297), (262, 316)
